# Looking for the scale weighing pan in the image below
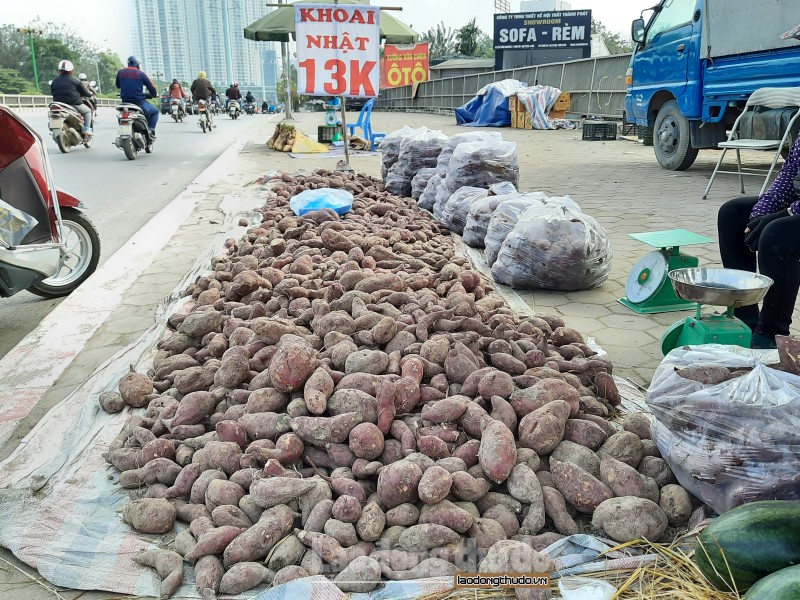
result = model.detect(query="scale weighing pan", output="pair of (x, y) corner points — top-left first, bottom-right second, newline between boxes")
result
(660, 268), (773, 354)
(668, 268), (773, 307)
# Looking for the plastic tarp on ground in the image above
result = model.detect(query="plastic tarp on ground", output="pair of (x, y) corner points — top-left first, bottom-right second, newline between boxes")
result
(517, 85), (576, 131)
(455, 79), (528, 127)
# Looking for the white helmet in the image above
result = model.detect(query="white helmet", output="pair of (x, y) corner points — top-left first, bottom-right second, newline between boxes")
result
(78, 73), (87, 80)
(90, 80), (96, 87)
(58, 60), (74, 73)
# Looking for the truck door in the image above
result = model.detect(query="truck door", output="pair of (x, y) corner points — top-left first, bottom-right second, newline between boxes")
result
(630, 0), (698, 122)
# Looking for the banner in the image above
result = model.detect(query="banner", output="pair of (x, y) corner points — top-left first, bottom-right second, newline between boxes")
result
(381, 42), (429, 89)
(295, 3), (381, 98)
(494, 10), (591, 50)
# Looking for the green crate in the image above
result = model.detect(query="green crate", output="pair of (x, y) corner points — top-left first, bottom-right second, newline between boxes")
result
(318, 125), (343, 143)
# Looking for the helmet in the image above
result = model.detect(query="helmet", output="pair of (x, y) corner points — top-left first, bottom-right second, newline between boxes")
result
(198, 71), (207, 79)
(57, 60), (74, 73)
(127, 55), (140, 67)
(172, 78), (179, 83)
(90, 80), (96, 87)
(234, 82), (239, 87)
(78, 73), (87, 80)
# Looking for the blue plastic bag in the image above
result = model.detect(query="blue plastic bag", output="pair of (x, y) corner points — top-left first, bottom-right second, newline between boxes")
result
(290, 187), (354, 216)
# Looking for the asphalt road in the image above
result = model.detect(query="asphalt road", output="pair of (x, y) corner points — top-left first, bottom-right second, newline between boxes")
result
(0, 106), (269, 359)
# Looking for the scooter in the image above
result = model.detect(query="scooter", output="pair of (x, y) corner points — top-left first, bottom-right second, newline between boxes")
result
(244, 101), (255, 115)
(228, 99), (241, 120)
(170, 98), (185, 123)
(197, 99), (213, 133)
(114, 103), (153, 160)
(47, 102), (92, 153)
(0, 105), (100, 298)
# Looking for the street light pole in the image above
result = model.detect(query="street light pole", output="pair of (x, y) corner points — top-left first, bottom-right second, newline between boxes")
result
(94, 59), (101, 93)
(278, 0), (292, 120)
(16, 27), (43, 93)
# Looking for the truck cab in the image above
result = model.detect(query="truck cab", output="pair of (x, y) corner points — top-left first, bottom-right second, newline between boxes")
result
(626, 0), (800, 171)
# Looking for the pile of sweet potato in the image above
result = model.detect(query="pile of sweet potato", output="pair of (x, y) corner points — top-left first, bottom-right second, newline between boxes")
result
(102, 170), (695, 599)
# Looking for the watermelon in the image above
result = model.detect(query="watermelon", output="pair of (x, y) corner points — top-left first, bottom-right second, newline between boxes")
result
(696, 500), (800, 592)
(745, 564), (800, 599)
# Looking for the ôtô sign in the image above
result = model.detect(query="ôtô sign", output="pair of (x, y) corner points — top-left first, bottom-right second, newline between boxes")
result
(295, 3), (381, 98)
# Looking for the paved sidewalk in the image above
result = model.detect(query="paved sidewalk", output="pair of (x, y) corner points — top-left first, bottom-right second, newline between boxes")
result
(0, 108), (791, 599)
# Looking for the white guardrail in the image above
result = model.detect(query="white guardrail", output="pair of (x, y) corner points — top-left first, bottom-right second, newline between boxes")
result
(0, 94), (119, 108)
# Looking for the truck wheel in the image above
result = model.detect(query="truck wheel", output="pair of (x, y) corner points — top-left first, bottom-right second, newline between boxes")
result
(654, 100), (698, 170)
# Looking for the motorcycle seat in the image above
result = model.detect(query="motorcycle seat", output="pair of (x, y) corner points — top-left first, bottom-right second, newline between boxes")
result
(117, 103), (145, 113)
(49, 102), (81, 116)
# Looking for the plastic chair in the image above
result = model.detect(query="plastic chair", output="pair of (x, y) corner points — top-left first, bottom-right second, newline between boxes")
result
(703, 87), (800, 199)
(346, 98), (386, 151)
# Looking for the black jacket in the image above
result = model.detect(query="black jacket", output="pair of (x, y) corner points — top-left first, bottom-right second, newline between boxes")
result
(191, 78), (217, 101)
(51, 74), (91, 105)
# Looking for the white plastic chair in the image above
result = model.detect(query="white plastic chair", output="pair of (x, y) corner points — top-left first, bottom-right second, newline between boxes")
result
(703, 87), (800, 199)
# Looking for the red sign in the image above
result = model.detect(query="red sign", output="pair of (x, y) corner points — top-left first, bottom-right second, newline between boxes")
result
(295, 4), (381, 98)
(381, 42), (429, 89)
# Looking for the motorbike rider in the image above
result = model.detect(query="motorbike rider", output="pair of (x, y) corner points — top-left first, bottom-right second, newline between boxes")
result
(78, 73), (98, 112)
(225, 82), (241, 111)
(261, 100), (269, 113)
(50, 60), (94, 136)
(190, 71), (217, 123)
(115, 55), (159, 140)
(245, 90), (255, 112)
(168, 78), (188, 113)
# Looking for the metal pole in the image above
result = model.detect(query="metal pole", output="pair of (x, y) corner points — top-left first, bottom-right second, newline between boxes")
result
(340, 96), (350, 166)
(279, 0), (292, 119)
(221, 0), (234, 85)
(29, 32), (40, 93)
(260, 49), (267, 106)
(94, 59), (101, 93)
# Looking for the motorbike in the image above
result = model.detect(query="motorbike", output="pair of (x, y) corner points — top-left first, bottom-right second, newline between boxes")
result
(210, 100), (220, 116)
(113, 102), (153, 160)
(197, 99), (213, 133)
(170, 98), (186, 123)
(47, 102), (92, 153)
(228, 99), (241, 119)
(244, 100), (255, 115)
(0, 105), (100, 298)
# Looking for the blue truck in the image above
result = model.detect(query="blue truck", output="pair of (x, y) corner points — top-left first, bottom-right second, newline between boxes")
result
(625, 0), (800, 170)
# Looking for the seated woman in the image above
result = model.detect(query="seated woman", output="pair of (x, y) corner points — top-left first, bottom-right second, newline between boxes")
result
(717, 134), (800, 348)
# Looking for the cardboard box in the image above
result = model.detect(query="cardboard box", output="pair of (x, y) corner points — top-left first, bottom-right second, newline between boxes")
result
(549, 110), (566, 120)
(554, 92), (570, 111)
(508, 95), (519, 112)
(511, 110), (521, 128)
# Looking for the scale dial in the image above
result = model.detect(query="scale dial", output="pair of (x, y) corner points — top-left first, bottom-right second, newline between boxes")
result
(324, 111), (337, 126)
(626, 251), (668, 303)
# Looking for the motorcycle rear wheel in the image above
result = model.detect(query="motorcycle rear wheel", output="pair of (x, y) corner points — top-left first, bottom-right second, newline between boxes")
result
(28, 208), (101, 298)
(83, 136), (93, 149)
(201, 119), (207, 133)
(56, 132), (71, 153)
(172, 113), (178, 122)
(122, 138), (136, 160)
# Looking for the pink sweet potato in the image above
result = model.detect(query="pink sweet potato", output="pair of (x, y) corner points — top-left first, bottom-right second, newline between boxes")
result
(349, 422), (385, 460)
(222, 504), (294, 567)
(292, 412), (362, 446)
(133, 549), (182, 598)
(184, 525), (247, 561)
(123, 498), (176, 534)
(249, 476), (318, 509)
(163, 391), (217, 430)
(478, 418), (517, 484)
(417, 466), (453, 505)
(551, 459), (612, 514)
(304, 367), (335, 414)
(517, 400), (570, 455)
(194, 555), (224, 597)
(269, 336), (316, 392)
(377, 460), (423, 509)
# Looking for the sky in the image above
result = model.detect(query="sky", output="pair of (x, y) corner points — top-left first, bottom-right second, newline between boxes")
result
(1, 0), (653, 62)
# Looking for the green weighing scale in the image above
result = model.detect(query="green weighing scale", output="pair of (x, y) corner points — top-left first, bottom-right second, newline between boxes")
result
(619, 229), (715, 314)
(660, 267), (773, 354)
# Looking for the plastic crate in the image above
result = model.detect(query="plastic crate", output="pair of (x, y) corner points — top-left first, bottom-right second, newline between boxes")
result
(582, 121), (617, 141)
(318, 125), (343, 143)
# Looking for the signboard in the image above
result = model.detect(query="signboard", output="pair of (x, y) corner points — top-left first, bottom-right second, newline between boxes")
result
(493, 10), (591, 50)
(295, 4), (381, 98)
(381, 42), (429, 89)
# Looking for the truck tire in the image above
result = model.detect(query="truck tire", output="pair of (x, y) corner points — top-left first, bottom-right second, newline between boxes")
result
(641, 126), (654, 146)
(654, 100), (698, 170)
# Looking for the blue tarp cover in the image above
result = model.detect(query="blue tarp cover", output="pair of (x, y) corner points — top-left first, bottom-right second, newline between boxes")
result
(455, 79), (528, 127)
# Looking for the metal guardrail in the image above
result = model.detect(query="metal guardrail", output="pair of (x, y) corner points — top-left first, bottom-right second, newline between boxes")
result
(0, 94), (118, 108)
(379, 54), (632, 119)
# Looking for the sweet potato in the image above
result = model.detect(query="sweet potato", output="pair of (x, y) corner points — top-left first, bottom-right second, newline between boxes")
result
(417, 435), (450, 460)
(418, 465), (453, 505)
(272, 565), (309, 586)
(123, 498), (176, 534)
(185, 525), (246, 561)
(266, 533), (305, 571)
(382, 557), (458, 581)
(245, 387), (290, 413)
(219, 561), (270, 594)
(250, 477), (318, 509)
(304, 367), (334, 414)
(542, 486), (578, 536)
(550, 440), (601, 478)
(658, 484), (692, 525)
(292, 412), (362, 446)
(621, 412), (652, 440)
(451, 471), (491, 502)
(194, 555), (224, 598)
(479, 540), (555, 589)
(420, 396), (470, 423)
(597, 431), (645, 469)
(222, 504), (294, 567)
(119, 368), (154, 408)
(593, 371), (620, 406)
(214, 346), (251, 388)
(324, 519), (358, 547)
(483, 505), (520, 538)
(478, 370), (515, 399)
(508, 464), (545, 535)
(334, 556), (381, 592)
(205, 479), (245, 511)
(119, 458), (182, 489)
(327, 389), (379, 423)
(563, 418), (607, 451)
(295, 529), (370, 568)
(203, 441), (243, 475)
(399, 523), (460, 551)
(551, 459), (612, 514)
(163, 391), (217, 430)
(212, 505), (252, 529)
(269, 336), (316, 392)
(239, 412), (293, 441)
(386, 504), (420, 527)
(349, 422), (384, 460)
(332, 495), (362, 524)
(591, 497), (668, 542)
(638, 456), (677, 487)
(133, 549), (183, 599)
(377, 460), (423, 509)
(470, 517), (507, 549)
(478, 418), (517, 484)
(190, 470), (227, 505)
(599, 454), (650, 499)
(356, 501), (386, 542)
(452, 439), (481, 468)
(517, 400), (570, 455)
(475, 492), (523, 516)
(99, 391), (126, 414)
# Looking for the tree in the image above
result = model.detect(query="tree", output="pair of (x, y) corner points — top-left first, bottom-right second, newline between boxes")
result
(277, 65), (309, 108)
(592, 19), (633, 55)
(456, 18), (482, 57)
(476, 32), (495, 58)
(421, 22), (456, 59)
(0, 67), (32, 94)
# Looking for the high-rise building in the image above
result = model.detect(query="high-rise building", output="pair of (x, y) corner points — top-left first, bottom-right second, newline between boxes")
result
(131, 0), (278, 93)
(261, 49), (279, 103)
